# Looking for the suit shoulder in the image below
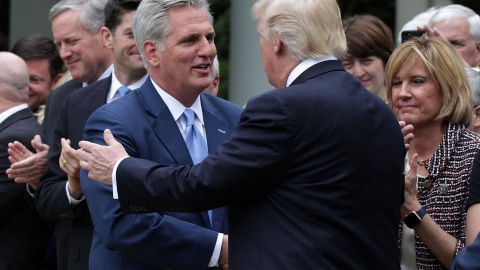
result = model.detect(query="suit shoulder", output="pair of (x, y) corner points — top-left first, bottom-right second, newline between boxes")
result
(201, 93), (242, 114)
(69, 77), (110, 102)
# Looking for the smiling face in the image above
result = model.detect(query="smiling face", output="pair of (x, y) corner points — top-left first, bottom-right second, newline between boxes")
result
(51, 9), (110, 83)
(148, 6), (216, 102)
(341, 54), (386, 98)
(25, 58), (56, 109)
(109, 11), (144, 76)
(391, 60), (443, 128)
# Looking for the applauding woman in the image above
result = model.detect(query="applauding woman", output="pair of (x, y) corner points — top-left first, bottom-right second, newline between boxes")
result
(385, 36), (480, 269)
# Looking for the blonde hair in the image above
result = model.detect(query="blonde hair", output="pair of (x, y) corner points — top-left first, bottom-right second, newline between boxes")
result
(385, 36), (472, 126)
(251, 0), (346, 59)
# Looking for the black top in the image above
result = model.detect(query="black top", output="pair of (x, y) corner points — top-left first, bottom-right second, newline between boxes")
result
(468, 150), (480, 209)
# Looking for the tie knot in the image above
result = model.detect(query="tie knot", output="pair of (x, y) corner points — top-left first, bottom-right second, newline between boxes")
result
(183, 108), (196, 127)
(117, 86), (131, 97)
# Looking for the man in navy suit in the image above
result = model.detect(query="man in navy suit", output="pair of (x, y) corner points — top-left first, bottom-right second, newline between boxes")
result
(79, 0), (241, 269)
(79, 0), (405, 269)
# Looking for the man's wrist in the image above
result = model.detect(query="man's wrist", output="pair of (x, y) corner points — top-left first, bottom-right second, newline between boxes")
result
(67, 180), (83, 199)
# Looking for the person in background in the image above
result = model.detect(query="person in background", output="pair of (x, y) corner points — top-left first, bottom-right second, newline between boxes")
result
(397, 7), (437, 45)
(0, 52), (46, 270)
(420, 4), (480, 68)
(341, 14), (393, 101)
(10, 34), (64, 124)
(7, 1), (112, 269)
(465, 67), (480, 133)
(205, 56), (220, 96)
(385, 36), (480, 269)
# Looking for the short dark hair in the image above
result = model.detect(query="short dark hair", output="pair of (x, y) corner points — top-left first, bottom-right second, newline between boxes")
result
(10, 34), (63, 78)
(343, 15), (393, 65)
(104, 0), (141, 33)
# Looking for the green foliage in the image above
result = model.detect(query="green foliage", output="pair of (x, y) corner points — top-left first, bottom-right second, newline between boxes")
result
(210, 0), (231, 99)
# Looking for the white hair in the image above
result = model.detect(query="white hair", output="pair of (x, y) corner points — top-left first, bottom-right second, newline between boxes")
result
(429, 4), (480, 42)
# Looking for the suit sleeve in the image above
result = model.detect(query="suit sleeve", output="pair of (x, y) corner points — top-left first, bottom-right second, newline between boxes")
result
(81, 106), (219, 269)
(36, 94), (83, 221)
(117, 92), (294, 212)
(0, 132), (32, 225)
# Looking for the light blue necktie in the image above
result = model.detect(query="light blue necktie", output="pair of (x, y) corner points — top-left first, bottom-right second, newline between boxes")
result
(183, 108), (208, 164)
(182, 109), (212, 225)
(117, 86), (131, 97)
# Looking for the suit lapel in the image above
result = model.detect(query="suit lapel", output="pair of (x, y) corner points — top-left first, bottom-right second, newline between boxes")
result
(290, 60), (345, 86)
(136, 79), (192, 165)
(201, 94), (232, 154)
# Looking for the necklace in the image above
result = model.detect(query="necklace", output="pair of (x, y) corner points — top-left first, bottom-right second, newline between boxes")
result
(407, 151), (433, 168)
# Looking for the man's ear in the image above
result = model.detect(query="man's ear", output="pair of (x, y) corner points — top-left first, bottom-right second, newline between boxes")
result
(273, 38), (283, 56)
(100, 26), (113, 49)
(50, 73), (63, 89)
(143, 40), (159, 67)
(475, 41), (480, 67)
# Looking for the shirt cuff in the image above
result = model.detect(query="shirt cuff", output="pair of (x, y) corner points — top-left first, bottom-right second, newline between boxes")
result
(112, 156), (129, 199)
(208, 233), (224, 267)
(26, 184), (36, 198)
(65, 182), (85, 205)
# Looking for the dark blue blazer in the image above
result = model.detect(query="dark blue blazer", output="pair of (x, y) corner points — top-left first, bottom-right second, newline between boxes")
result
(81, 78), (241, 270)
(452, 233), (480, 270)
(116, 61), (406, 269)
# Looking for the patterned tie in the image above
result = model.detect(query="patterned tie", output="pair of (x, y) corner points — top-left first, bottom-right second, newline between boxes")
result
(117, 86), (131, 97)
(182, 108), (212, 225)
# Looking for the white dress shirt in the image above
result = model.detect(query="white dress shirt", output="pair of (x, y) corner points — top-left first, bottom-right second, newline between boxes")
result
(0, 103), (28, 124)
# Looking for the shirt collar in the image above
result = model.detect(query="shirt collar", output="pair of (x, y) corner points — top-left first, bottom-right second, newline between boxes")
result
(286, 56), (337, 87)
(107, 70), (148, 102)
(0, 103), (28, 125)
(150, 78), (204, 125)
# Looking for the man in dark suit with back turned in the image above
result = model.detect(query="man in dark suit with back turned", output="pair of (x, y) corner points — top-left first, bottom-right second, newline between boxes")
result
(79, 0), (405, 269)
(79, 0), (241, 269)
(0, 52), (45, 269)
(7, 1), (112, 269)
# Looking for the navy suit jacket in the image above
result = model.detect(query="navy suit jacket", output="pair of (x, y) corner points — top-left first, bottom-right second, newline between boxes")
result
(452, 233), (480, 270)
(81, 78), (241, 269)
(116, 61), (406, 269)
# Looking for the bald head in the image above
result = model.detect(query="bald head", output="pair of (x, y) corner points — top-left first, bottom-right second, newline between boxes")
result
(0, 52), (29, 103)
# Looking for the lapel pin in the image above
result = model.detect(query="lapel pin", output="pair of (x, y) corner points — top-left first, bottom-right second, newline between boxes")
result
(217, 128), (226, 134)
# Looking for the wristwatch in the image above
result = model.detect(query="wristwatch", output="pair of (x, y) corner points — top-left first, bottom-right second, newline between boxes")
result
(403, 207), (427, 229)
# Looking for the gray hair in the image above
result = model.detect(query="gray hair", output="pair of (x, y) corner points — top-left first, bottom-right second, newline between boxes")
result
(133, 0), (212, 68)
(466, 67), (480, 107)
(252, 0), (347, 59)
(212, 56), (219, 78)
(49, 0), (108, 34)
(429, 4), (480, 42)
(397, 7), (437, 45)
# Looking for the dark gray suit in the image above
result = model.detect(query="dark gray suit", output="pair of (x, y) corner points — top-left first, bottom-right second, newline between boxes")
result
(0, 108), (46, 270)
